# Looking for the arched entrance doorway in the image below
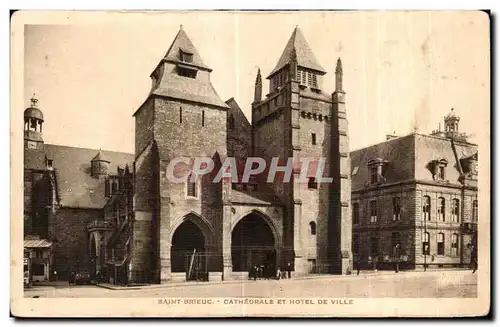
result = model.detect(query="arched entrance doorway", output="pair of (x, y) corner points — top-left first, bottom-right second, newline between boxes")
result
(171, 219), (207, 281)
(231, 212), (277, 273)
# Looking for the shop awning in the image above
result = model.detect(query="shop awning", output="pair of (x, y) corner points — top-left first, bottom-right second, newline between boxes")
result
(24, 239), (52, 248)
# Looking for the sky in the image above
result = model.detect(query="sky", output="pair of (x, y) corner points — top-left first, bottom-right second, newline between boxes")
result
(23, 11), (490, 154)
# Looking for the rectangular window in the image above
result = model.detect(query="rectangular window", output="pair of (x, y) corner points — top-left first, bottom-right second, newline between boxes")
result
(451, 234), (459, 256)
(472, 200), (478, 222)
(311, 133), (316, 145)
(301, 70), (307, 85)
(437, 197), (445, 221)
(370, 237), (378, 255)
(308, 177), (318, 190)
(370, 200), (377, 223)
(202, 110), (205, 127)
(296, 70), (301, 82)
(177, 66), (197, 78)
(423, 196), (431, 221)
(312, 74), (318, 88)
(307, 71), (312, 86)
(370, 166), (378, 184)
(179, 107), (183, 124)
(187, 178), (197, 197)
(438, 166), (445, 180)
(353, 203), (359, 225)
(181, 51), (193, 63)
(393, 197), (401, 221)
(423, 232), (430, 255)
(437, 233), (445, 255)
(452, 199), (460, 222)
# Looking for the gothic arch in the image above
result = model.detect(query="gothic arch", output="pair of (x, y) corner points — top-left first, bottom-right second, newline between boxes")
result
(169, 211), (215, 247)
(232, 209), (281, 247)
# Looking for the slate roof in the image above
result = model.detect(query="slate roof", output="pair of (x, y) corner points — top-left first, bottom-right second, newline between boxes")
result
(24, 144), (134, 209)
(268, 27), (326, 78)
(163, 26), (211, 71)
(152, 71), (229, 109)
(150, 27), (229, 109)
(350, 133), (478, 191)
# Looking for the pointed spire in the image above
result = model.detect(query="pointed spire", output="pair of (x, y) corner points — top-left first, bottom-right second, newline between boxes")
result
(335, 57), (343, 75)
(335, 57), (344, 92)
(162, 26), (212, 71)
(268, 26), (326, 78)
(255, 68), (262, 85)
(254, 67), (263, 103)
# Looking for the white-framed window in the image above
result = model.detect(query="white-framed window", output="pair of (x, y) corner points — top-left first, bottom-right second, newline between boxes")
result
(370, 200), (377, 223)
(422, 196), (431, 221)
(437, 197), (445, 221)
(452, 199), (460, 222)
(393, 197), (401, 221)
(451, 233), (459, 256)
(187, 173), (198, 198)
(472, 200), (478, 222)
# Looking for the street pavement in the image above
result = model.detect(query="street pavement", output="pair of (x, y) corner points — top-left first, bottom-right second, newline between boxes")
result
(23, 269), (477, 298)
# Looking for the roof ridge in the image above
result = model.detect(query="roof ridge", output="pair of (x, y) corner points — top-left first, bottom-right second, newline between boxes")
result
(45, 143), (134, 156)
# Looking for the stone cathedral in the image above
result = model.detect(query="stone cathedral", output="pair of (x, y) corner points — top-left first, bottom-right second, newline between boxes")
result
(130, 26), (351, 283)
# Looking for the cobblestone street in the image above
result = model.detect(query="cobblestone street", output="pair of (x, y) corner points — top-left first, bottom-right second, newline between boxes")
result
(24, 270), (478, 299)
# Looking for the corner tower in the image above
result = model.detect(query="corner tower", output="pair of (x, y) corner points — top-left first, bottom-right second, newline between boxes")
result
(24, 94), (44, 150)
(252, 27), (352, 276)
(132, 26), (229, 284)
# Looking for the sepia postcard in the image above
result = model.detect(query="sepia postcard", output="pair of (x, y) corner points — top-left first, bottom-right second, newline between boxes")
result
(10, 10), (490, 317)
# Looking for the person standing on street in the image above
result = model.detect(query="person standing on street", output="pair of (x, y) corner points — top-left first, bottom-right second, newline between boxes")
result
(394, 244), (401, 273)
(286, 262), (292, 279)
(469, 243), (478, 274)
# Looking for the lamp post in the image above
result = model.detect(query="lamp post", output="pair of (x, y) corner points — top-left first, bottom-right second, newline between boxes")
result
(424, 209), (427, 272)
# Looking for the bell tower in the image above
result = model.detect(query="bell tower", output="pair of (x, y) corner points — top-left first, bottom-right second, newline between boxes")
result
(24, 94), (44, 150)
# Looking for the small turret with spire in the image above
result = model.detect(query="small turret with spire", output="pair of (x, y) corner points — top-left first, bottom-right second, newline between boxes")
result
(24, 93), (45, 150)
(335, 58), (344, 93)
(254, 68), (262, 103)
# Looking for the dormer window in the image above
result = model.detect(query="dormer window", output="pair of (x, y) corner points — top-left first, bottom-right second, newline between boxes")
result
(47, 159), (53, 169)
(180, 50), (193, 63)
(431, 159), (448, 181)
(367, 158), (388, 184)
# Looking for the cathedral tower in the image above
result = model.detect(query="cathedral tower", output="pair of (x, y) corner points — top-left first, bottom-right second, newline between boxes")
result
(132, 26), (229, 283)
(252, 27), (352, 275)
